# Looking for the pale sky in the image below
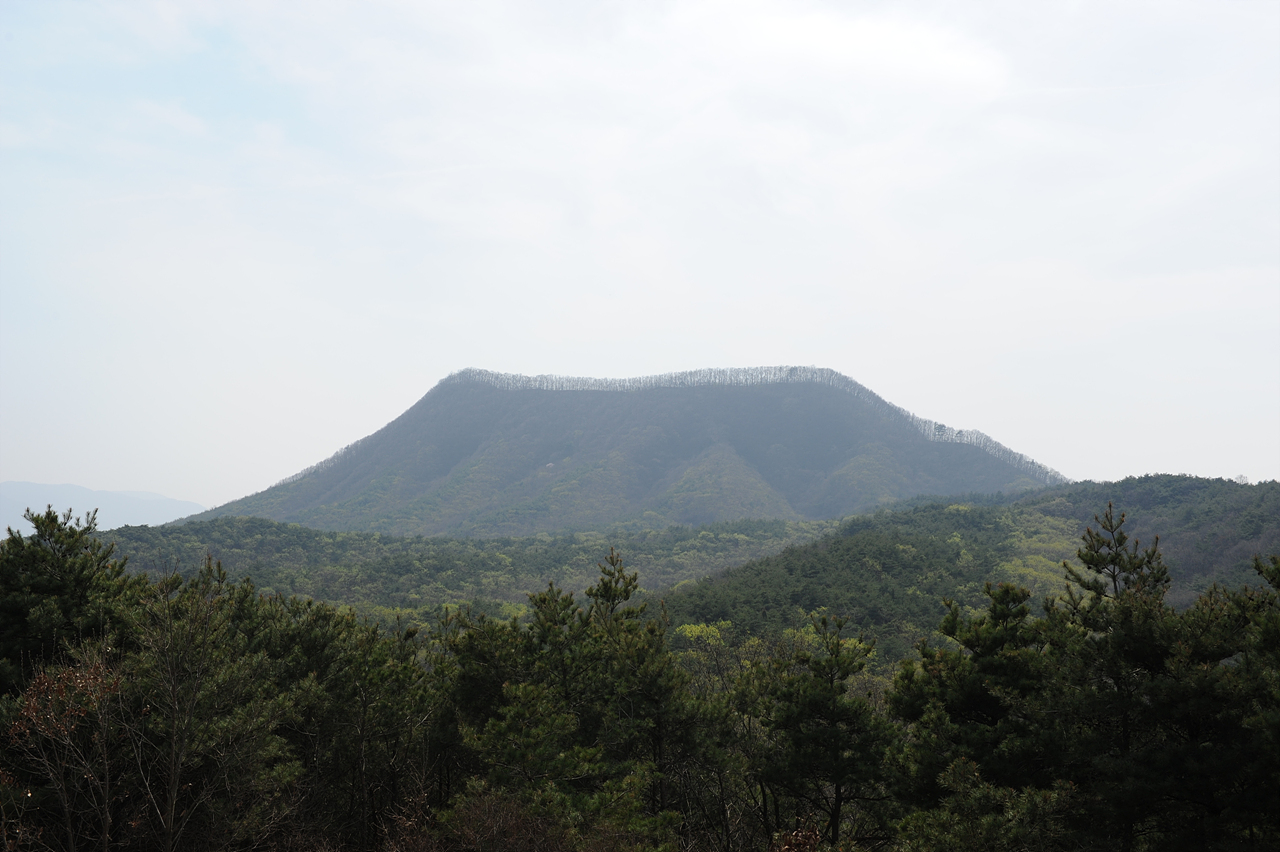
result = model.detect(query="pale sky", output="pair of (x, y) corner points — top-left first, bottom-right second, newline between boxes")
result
(2, 0), (1278, 510)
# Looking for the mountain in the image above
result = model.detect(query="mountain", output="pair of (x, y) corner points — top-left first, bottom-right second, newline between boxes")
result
(189, 366), (1067, 536)
(1, 482), (205, 533)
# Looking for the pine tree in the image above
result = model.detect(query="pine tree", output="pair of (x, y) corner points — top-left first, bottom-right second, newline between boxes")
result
(889, 581), (1051, 808)
(748, 615), (888, 845)
(0, 508), (146, 695)
(1039, 505), (1280, 849)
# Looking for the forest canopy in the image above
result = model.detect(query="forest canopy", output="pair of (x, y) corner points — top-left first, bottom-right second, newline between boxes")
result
(98, 475), (1280, 654)
(3, 501), (1278, 851)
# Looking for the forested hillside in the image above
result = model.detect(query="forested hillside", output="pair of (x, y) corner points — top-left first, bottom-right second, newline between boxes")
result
(662, 503), (1079, 665)
(665, 476), (1280, 655)
(4, 506), (1277, 850)
(102, 516), (842, 621)
(1019, 474), (1280, 604)
(186, 367), (1065, 536)
(9, 478), (1279, 849)
(101, 476), (1279, 657)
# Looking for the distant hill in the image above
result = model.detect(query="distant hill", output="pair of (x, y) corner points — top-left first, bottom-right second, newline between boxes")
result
(1017, 474), (1280, 604)
(663, 475), (1280, 660)
(189, 366), (1066, 536)
(1, 482), (205, 533)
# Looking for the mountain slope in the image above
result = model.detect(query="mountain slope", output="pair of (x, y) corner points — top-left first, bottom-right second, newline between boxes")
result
(663, 476), (1280, 660)
(191, 367), (1067, 536)
(1018, 474), (1280, 604)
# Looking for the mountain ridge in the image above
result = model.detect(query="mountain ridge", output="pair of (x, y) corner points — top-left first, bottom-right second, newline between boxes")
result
(281, 367), (1068, 491)
(189, 366), (1068, 536)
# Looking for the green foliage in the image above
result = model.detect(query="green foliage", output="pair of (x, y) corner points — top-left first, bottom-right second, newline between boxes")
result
(3, 560), (302, 852)
(4, 501), (1278, 851)
(2, 513), (435, 852)
(664, 479), (1280, 668)
(894, 759), (1074, 852)
(103, 478), (1280, 664)
(1033, 506), (1279, 849)
(121, 560), (300, 851)
(0, 507), (147, 696)
(664, 504), (1077, 668)
(1022, 474), (1280, 604)
(746, 617), (889, 845)
(103, 515), (841, 623)
(262, 595), (434, 848)
(887, 505), (1280, 851)
(888, 582), (1049, 807)
(430, 550), (698, 849)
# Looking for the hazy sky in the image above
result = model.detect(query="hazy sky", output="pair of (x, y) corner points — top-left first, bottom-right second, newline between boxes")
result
(2, 0), (1278, 510)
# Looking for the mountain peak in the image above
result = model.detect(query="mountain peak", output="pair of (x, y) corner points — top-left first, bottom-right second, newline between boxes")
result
(195, 366), (1066, 536)
(438, 366), (1067, 487)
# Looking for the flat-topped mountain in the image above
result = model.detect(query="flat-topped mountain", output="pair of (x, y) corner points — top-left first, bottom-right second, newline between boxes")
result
(190, 367), (1067, 536)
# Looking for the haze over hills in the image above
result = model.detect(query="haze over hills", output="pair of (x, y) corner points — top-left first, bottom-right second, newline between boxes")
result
(1, 482), (204, 533)
(189, 367), (1067, 536)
